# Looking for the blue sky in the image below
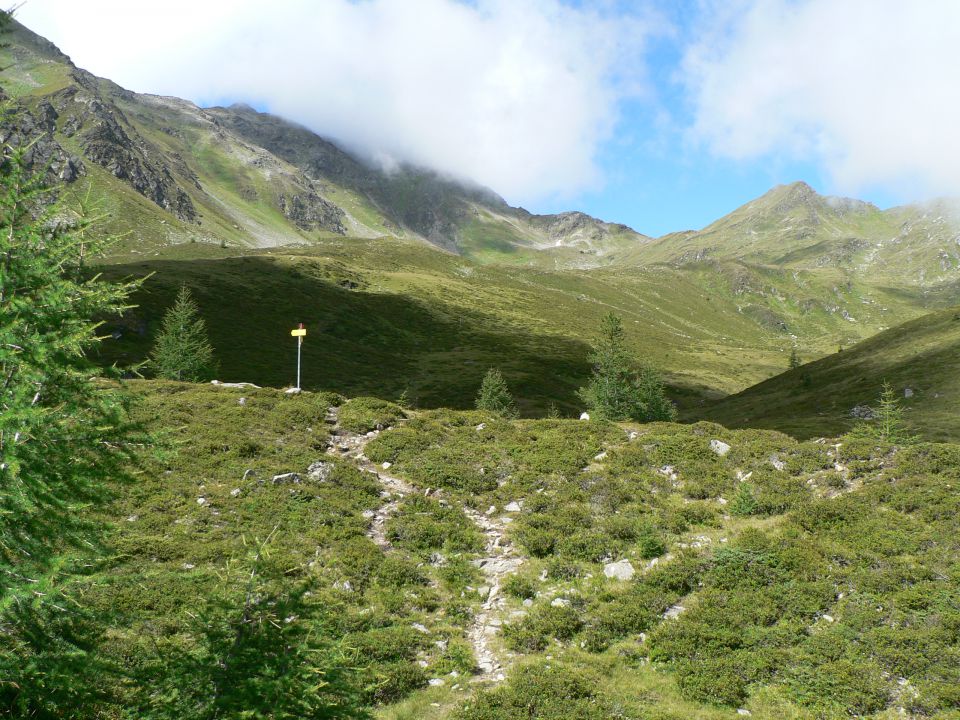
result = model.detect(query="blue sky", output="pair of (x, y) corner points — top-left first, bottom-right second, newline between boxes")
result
(18, 0), (959, 237)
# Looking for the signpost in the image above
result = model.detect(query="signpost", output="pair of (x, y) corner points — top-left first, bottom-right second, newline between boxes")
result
(290, 323), (306, 390)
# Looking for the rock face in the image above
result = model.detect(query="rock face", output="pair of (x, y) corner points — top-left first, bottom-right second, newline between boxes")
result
(40, 73), (200, 222)
(603, 559), (636, 581)
(0, 90), (85, 186)
(277, 190), (345, 233)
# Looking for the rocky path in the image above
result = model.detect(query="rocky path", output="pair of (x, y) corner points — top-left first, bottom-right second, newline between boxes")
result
(324, 407), (413, 549)
(324, 406), (523, 683)
(461, 505), (524, 681)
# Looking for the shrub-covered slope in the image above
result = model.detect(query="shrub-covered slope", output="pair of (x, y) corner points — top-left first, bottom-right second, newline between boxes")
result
(79, 381), (960, 719)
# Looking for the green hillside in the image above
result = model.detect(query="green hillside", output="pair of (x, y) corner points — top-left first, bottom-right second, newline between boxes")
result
(51, 380), (960, 719)
(0, 19), (652, 265)
(96, 240), (792, 412)
(699, 306), (960, 441)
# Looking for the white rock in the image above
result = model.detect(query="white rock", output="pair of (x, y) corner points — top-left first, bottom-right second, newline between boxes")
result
(505, 501), (522, 512)
(603, 559), (635, 581)
(904, 387), (914, 398)
(284, 387), (301, 394)
(550, 597), (570, 608)
(663, 604), (686, 620)
(381, 461), (392, 470)
(476, 423), (486, 431)
(272, 472), (301, 484)
(737, 709), (752, 716)
(594, 451), (607, 461)
(238, 397), (246, 406)
(182, 563), (195, 570)
(230, 488), (241, 497)
(579, 412), (590, 421)
(411, 623), (430, 634)
(522, 598), (534, 607)
(710, 439), (731, 456)
(718, 497), (728, 505)
(485, 505), (497, 515)
(126, 514), (138, 522)
(196, 497), (207, 506)
(769, 455), (786, 471)
(307, 461), (332, 482)
(822, 614), (835, 623)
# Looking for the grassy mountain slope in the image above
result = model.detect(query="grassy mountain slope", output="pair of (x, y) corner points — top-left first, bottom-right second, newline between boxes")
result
(699, 306), (960, 441)
(80, 380), (960, 718)
(97, 238), (803, 413)
(0, 19), (651, 264)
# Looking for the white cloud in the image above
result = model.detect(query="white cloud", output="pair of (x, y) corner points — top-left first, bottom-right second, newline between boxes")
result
(683, 0), (960, 199)
(16, 0), (660, 204)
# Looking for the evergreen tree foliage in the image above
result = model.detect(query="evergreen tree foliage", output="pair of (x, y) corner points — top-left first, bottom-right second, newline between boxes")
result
(149, 285), (218, 382)
(0, 139), (140, 713)
(475, 367), (518, 418)
(789, 346), (801, 370)
(849, 381), (917, 445)
(140, 531), (368, 720)
(577, 313), (677, 422)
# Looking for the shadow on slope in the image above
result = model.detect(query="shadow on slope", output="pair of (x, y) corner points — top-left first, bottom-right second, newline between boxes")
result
(695, 306), (960, 441)
(97, 256), (594, 413)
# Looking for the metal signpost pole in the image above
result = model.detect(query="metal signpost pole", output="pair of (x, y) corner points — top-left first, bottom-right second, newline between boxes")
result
(291, 323), (307, 390)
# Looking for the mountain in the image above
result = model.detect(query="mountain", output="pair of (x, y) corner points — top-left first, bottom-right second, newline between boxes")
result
(633, 180), (960, 287)
(698, 305), (960, 441)
(4, 18), (960, 418)
(0, 19), (651, 264)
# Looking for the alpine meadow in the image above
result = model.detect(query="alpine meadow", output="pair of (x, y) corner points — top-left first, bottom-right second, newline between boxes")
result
(3, 4), (960, 720)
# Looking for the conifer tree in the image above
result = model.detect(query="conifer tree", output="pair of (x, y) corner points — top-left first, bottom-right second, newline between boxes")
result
(475, 367), (518, 418)
(149, 286), (218, 382)
(578, 313), (676, 422)
(850, 381), (917, 445)
(789, 345), (801, 370)
(0, 139), (141, 712)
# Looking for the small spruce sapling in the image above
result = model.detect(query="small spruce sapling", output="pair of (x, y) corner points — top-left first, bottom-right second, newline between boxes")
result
(149, 286), (218, 382)
(849, 381), (917, 445)
(577, 312), (676, 422)
(789, 346), (802, 370)
(475, 367), (518, 418)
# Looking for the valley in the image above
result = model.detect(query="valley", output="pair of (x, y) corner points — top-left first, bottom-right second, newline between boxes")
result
(4, 11), (960, 720)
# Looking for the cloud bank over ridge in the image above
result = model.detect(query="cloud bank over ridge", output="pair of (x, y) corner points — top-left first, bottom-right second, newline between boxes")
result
(19, 0), (660, 205)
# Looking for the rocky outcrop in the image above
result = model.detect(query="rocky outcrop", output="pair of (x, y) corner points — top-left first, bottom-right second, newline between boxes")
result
(277, 189), (345, 234)
(0, 90), (85, 184)
(47, 78), (198, 222)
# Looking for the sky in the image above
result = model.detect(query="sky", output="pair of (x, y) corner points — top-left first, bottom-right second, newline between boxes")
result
(16, 0), (960, 236)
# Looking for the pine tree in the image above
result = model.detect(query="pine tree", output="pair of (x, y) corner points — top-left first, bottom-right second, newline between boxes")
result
(850, 381), (917, 445)
(577, 313), (676, 422)
(0, 139), (141, 712)
(475, 367), (518, 418)
(149, 285), (218, 382)
(789, 345), (801, 370)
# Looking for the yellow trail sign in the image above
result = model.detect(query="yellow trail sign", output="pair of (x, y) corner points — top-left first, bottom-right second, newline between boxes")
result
(291, 328), (306, 337)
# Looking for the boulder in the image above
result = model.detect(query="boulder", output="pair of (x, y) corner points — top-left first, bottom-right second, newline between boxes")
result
(504, 501), (522, 512)
(603, 559), (635, 581)
(272, 472), (301, 484)
(307, 461), (332, 482)
(710, 439), (731, 456)
(579, 412), (590, 421)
